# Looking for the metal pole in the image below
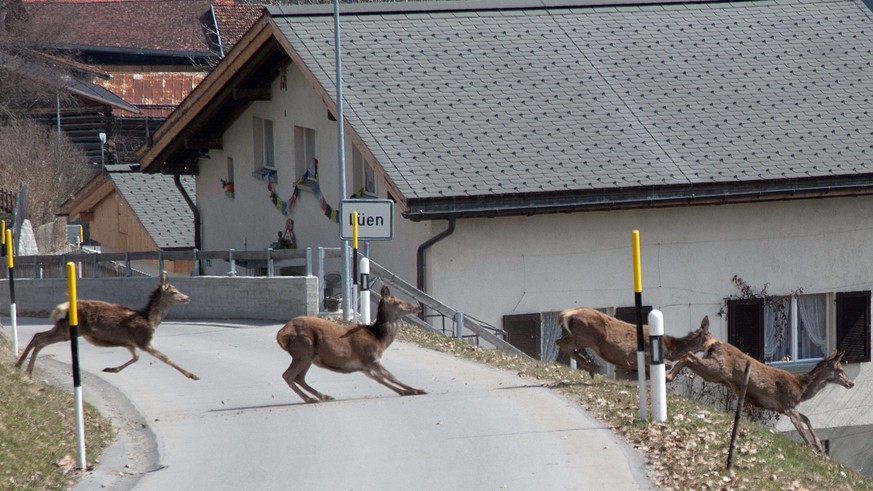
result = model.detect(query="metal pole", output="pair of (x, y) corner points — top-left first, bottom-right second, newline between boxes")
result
(632, 230), (647, 421)
(648, 309), (667, 422)
(6, 229), (18, 355)
(305, 247), (312, 277)
(359, 257), (370, 324)
(317, 246), (325, 310)
(352, 211), (359, 289)
(455, 311), (464, 339)
(66, 262), (87, 470)
(334, 0), (351, 321)
(267, 248), (274, 277)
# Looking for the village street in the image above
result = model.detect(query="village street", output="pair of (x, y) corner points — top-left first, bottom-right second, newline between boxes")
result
(6, 318), (653, 491)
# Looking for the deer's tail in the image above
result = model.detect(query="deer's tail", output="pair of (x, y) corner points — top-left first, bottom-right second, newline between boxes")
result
(50, 302), (71, 322)
(277, 319), (316, 352)
(558, 309), (574, 335)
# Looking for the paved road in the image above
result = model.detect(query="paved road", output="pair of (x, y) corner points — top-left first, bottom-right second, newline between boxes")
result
(4, 317), (653, 491)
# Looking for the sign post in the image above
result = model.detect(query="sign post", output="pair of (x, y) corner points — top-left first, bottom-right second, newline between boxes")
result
(632, 230), (647, 421)
(649, 309), (667, 421)
(66, 262), (87, 470)
(5, 227), (18, 355)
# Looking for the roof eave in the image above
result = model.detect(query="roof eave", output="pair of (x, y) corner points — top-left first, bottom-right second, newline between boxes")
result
(137, 14), (274, 174)
(402, 176), (873, 221)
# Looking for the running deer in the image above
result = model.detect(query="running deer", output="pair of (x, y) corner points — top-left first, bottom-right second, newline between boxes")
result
(666, 340), (854, 452)
(15, 271), (198, 380)
(556, 307), (711, 377)
(276, 285), (425, 403)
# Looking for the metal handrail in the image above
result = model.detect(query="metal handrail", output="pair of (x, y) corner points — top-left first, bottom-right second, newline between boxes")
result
(368, 258), (527, 358)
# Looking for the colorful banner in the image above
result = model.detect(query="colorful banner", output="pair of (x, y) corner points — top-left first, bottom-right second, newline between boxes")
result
(265, 158), (364, 222)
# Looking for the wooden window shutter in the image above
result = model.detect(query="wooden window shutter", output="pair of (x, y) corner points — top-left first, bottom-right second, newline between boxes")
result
(836, 291), (871, 364)
(728, 298), (765, 361)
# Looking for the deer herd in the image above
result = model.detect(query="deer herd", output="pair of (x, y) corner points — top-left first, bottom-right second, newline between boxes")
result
(10, 272), (856, 453)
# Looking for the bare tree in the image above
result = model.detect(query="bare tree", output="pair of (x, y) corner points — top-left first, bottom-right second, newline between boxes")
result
(0, 119), (97, 227)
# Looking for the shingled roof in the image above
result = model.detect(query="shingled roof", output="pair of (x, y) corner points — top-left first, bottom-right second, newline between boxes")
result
(141, 0), (873, 220)
(110, 170), (195, 250)
(25, 0), (218, 57)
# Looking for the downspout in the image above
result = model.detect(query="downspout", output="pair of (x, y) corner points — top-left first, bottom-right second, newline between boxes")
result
(416, 218), (455, 292)
(173, 174), (201, 272)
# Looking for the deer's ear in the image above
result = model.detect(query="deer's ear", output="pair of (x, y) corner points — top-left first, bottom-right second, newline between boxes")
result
(381, 285), (390, 298)
(160, 271), (169, 286)
(834, 350), (846, 363)
(700, 315), (710, 331)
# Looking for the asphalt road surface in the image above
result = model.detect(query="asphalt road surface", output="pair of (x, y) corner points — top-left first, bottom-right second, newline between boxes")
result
(5, 317), (653, 491)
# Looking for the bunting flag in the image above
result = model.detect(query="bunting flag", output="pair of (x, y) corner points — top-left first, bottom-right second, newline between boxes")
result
(266, 158), (364, 223)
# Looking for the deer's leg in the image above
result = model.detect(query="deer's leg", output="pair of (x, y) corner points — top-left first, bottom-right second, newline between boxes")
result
(282, 360), (320, 403)
(294, 365), (334, 402)
(787, 409), (824, 452)
(17, 324), (70, 376)
(364, 362), (426, 396)
(143, 345), (199, 380)
(665, 354), (695, 382)
(103, 346), (140, 374)
(556, 335), (598, 377)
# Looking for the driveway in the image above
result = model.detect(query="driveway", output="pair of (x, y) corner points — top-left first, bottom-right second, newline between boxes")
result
(5, 317), (653, 490)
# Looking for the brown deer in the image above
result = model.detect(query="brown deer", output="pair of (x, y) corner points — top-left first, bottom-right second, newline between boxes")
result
(556, 307), (711, 378)
(15, 271), (198, 380)
(666, 340), (854, 452)
(276, 285), (425, 403)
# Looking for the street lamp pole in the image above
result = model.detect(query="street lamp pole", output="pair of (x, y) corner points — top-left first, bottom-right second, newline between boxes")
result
(98, 132), (106, 170)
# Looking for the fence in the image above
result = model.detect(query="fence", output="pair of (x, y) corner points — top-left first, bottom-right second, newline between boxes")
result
(3, 247), (527, 357)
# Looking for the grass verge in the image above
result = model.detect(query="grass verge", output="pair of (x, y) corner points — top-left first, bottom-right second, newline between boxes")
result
(0, 334), (115, 491)
(399, 325), (873, 491)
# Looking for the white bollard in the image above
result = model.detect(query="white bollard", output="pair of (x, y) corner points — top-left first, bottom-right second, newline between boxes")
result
(359, 257), (370, 324)
(648, 309), (667, 422)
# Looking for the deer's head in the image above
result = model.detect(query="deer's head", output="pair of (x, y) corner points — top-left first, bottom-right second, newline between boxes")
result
(380, 286), (422, 317)
(689, 315), (712, 346)
(823, 351), (854, 389)
(160, 271), (191, 305)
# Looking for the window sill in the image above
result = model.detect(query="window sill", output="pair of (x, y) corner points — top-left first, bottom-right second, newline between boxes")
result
(768, 358), (821, 374)
(252, 168), (277, 183)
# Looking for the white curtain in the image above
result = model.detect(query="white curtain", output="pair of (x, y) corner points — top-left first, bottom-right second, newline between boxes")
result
(797, 294), (827, 359)
(764, 297), (791, 362)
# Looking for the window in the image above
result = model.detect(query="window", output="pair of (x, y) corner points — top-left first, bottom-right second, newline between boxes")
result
(352, 147), (377, 196)
(294, 126), (316, 182)
(836, 291), (872, 363)
(223, 158), (235, 197)
(727, 291), (871, 364)
(253, 117), (275, 169)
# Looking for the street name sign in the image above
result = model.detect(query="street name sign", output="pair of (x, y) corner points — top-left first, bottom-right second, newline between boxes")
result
(340, 199), (394, 240)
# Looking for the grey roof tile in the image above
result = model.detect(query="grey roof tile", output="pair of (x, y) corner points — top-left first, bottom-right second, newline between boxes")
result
(271, 0), (873, 207)
(110, 171), (195, 250)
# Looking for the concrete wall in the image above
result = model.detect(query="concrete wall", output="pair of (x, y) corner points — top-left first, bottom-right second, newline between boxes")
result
(0, 275), (318, 321)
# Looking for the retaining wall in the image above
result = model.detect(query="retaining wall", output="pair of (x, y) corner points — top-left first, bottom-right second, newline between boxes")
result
(0, 275), (319, 321)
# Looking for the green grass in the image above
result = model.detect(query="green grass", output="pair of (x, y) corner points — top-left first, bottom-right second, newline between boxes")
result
(399, 325), (873, 491)
(0, 334), (114, 491)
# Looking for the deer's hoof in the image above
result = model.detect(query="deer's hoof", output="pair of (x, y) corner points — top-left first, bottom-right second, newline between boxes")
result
(403, 389), (427, 396)
(187, 373), (200, 381)
(103, 367), (120, 373)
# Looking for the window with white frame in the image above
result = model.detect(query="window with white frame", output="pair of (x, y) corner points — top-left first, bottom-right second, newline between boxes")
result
(252, 117), (275, 169)
(294, 125), (316, 182)
(728, 291), (871, 364)
(352, 146), (377, 196)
